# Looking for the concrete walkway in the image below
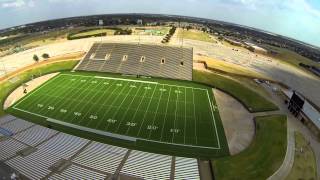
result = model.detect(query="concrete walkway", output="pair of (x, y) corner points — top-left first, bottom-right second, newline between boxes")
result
(261, 83), (320, 179)
(267, 129), (295, 180)
(214, 89), (255, 155)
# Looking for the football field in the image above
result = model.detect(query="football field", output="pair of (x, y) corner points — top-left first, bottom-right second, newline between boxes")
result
(9, 72), (228, 157)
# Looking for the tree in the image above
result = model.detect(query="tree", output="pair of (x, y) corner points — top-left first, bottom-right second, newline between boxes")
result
(42, 53), (50, 59)
(33, 54), (39, 63)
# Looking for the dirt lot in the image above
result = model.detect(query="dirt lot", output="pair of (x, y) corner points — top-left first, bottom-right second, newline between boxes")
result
(170, 37), (320, 108)
(4, 73), (59, 109)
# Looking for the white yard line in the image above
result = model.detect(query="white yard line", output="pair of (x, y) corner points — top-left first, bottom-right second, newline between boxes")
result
(95, 76), (158, 84)
(206, 90), (221, 149)
(13, 74), (64, 108)
(141, 139), (220, 149)
(75, 80), (109, 124)
(101, 82), (130, 130)
(192, 88), (198, 145)
(15, 74), (66, 111)
(160, 87), (172, 142)
(39, 76), (94, 114)
(94, 81), (124, 129)
(66, 79), (105, 123)
(43, 76), (96, 117)
(126, 84), (150, 133)
(136, 84), (158, 136)
(172, 87), (179, 143)
(147, 84), (165, 139)
(16, 75), (72, 114)
(60, 73), (206, 90)
(112, 82), (138, 132)
(184, 87), (187, 144)
(122, 84), (144, 135)
(84, 80), (116, 127)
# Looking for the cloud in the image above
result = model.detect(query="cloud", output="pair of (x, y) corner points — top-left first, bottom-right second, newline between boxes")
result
(1, 0), (35, 8)
(1, 0), (26, 8)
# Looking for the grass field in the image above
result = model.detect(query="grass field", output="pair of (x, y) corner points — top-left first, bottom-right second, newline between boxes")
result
(177, 29), (215, 43)
(286, 132), (317, 180)
(193, 70), (278, 112)
(213, 115), (287, 180)
(8, 71), (229, 158)
(72, 29), (116, 37)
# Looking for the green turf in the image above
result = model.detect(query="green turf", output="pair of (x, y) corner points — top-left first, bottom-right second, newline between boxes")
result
(8, 71), (229, 158)
(193, 70), (279, 112)
(212, 115), (287, 180)
(0, 60), (79, 116)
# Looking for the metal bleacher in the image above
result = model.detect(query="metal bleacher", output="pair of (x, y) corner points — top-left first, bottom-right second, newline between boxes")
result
(0, 115), (201, 180)
(76, 43), (193, 80)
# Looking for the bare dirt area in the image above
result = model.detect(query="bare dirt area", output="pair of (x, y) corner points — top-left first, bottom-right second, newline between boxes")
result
(0, 51), (83, 83)
(3, 73), (59, 110)
(170, 37), (320, 109)
(193, 62), (207, 72)
(214, 89), (255, 155)
(0, 35), (163, 77)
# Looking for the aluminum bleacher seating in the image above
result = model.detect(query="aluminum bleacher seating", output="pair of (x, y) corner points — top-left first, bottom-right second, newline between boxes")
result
(48, 164), (107, 180)
(13, 125), (58, 146)
(120, 150), (172, 180)
(0, 138), (27, 161)
(0, 118), (33, 134)
(76, 43), (193, 80)
(1, 115), (201, 179)
(73, 141), (127, 174)
(175, 156), (200, 180)
(0, 115), (16, 125)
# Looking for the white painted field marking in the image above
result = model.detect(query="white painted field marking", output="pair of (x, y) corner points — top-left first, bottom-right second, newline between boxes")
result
(60, 73), (206, 91)
(141, 139), (220, 149)
(192, 88), (198, 145)
(206, 90), (221, 149)
(160, 87), (172, 142)
(74, 80), (108, 124)
(48, 76), (97, 121)
(184, 87), (187, 144)
(137, 83), (158, 136)
(13, 74), (64, 108)
(116, 83), (143, 134)
(59, 77), (101, 122)
(23, 76), (73, 114)
(107, 119), (117, 124)
(147, 84), (165, 139)
(125, 83), (150, 135)
(41, 75), (94, 114)
(94, 80), (124, 129)
(94, 76), (158, 84)
(111, 82), (137, 132)
(83, 80), (115, 127)
(12, 106), (221, 149)
(172, 86), (180, 143)
(101, 81), (131, 131)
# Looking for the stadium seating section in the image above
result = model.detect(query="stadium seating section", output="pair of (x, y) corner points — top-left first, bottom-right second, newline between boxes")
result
(76, 43), (193, 80)
(0, 115), (200, 180)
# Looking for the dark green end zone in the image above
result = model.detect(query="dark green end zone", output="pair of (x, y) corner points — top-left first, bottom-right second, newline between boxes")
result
(8, 71), (229, 158)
